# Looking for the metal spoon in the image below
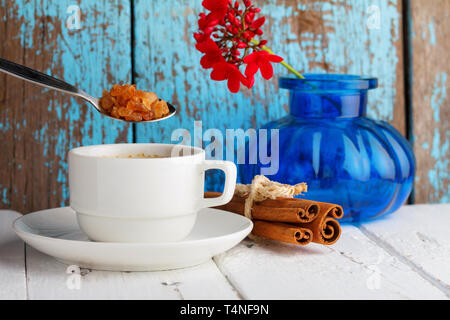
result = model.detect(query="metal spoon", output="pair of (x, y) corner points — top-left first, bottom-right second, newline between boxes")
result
(0, 58), (176, 123)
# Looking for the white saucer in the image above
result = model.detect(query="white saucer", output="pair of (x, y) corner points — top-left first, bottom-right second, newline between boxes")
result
(13, 207), (252, 271)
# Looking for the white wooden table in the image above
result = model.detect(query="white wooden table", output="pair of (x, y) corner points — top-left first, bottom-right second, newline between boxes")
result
(1, 204), (449, 300)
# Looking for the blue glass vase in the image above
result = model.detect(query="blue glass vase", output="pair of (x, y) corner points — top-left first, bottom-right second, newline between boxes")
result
(241, 74), (415, 222)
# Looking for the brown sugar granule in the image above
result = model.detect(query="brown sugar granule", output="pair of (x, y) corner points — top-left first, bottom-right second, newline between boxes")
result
(99, 84), (170, 122)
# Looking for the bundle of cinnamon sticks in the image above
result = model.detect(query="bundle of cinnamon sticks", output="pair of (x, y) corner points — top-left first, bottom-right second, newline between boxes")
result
(205, 192), (343, 246)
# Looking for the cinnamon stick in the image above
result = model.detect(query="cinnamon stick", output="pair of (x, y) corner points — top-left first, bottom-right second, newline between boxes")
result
(205, 191), (343, 246)
(252, 221), (313, 246)
(252, 197), (320, 223)
(299, 202), (343, 245)
(205, 192), (320, 223)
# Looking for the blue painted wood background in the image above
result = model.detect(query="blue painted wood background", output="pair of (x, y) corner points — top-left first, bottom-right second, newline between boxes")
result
(0, 0), (448, 213)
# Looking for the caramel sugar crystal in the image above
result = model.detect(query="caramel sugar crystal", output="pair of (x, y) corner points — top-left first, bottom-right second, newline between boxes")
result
(99, 84), (170, 122)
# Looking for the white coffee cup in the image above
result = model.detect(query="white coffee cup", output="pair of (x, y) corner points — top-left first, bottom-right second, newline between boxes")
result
(69, 143), (237, 243)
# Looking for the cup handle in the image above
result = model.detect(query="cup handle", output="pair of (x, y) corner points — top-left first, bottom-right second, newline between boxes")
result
(198, 160), (237, 209)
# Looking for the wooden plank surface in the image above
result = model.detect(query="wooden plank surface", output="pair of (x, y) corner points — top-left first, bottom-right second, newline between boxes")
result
(25, 246), (239, 300)
(133, 0), (406, 190)
(0, 0), (132, 213)
(1, 205), (450, 299)
(360, 203), (450, 296)
(410, 0), (449, 203)
(214, 223), (448, 299)
(0, 211), (26, 300)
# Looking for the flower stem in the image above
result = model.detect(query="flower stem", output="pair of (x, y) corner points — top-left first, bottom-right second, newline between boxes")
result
(250, 39), (305, 79)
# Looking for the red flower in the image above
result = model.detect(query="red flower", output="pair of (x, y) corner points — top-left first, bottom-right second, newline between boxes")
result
(210, 62), (251, 93)
(193, 0), (288, 93)
(195, 38), (225, 69)
(202, 0), (229, 21)
(244, 51), (283, 80)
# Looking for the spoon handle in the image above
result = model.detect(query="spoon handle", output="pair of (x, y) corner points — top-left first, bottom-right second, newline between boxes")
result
(0, 58), (84, 97)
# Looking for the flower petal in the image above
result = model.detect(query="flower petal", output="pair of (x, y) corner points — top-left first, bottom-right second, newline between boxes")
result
(227, 76), (241, 93)
(202, 0), (228, 20)
(244, 62), (259, 77)
(210, 69), (226, 81)
(210, 62), (229, 81)
(243, 51), (257, 64)
(259, 59), (274, 80)
(195, 38), (218, 53)
(244, 74), (255, 89)
(267, 54), (283, 63)
(251, 17), (266, 29)
(200, 55), (211, 69)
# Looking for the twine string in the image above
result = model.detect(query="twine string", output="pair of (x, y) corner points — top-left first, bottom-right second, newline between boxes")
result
(235, 175), (308, 240)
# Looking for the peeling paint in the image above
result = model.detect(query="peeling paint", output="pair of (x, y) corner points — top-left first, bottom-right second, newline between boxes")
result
(428, 21), (436, 46)
(426, 72), (449, 202)
(0, 185), (9, 205)
(428, 129), (449, 202)
(410, 0), (450, 204)
(430, 72), (447, 122)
